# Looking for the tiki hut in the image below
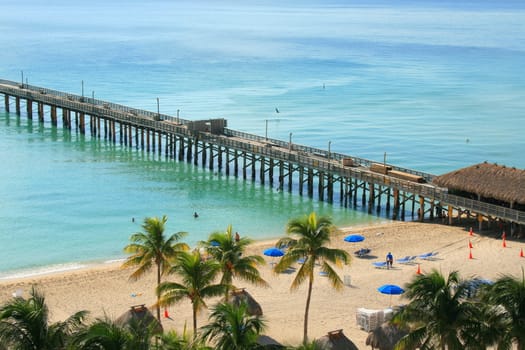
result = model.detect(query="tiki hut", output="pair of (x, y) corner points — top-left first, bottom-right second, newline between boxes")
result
(314, 329), (359, 350)
(228, 288), (263, 316)
(116, 304), (163, 334)
(365, 322), (408, 350)
(432, 162), (525, 210)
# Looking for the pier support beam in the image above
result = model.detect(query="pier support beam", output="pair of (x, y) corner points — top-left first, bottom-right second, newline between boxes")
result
(419, 196), (425, 222)
(38, 102), (44, 122)
(27, 99), (33, 119)
(288, 163), (293, 192)
(50, 106), (57, 126)
(307, 169), (314, 198)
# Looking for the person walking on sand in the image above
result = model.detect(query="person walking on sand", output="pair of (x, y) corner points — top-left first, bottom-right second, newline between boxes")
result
(386, 252), (393, 269)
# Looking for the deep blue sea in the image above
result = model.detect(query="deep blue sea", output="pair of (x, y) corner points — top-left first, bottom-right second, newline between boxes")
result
(1, 0), (524, 278)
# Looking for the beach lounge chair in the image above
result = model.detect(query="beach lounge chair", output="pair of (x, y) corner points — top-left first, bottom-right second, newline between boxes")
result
(396, 256), (411, 264)
(397, 256), (417, 264)
(372, 261), (388, 269)
(354, 248), (371, 258)
(419, 252), (439, 260)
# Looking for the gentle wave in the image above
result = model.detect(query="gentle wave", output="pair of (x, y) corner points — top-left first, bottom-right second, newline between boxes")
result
(0, 263), (89, 281)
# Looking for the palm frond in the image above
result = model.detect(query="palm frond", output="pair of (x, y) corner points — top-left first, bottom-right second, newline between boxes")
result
(290, 258), (315, 291)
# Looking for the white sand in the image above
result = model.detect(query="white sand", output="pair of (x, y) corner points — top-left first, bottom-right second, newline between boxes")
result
(1, 221), (524, 348)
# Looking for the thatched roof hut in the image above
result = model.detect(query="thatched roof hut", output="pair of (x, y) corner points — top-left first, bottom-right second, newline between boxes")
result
(116, 304), (163, 334)
(432, 162), (525, 207)
(314, 329), (359, 350)
(365, 322), (408, 350)
(228, 288), (263, 316)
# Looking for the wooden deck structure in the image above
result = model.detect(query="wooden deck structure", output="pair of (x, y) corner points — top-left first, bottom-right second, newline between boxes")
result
(1, 79), (524, 233)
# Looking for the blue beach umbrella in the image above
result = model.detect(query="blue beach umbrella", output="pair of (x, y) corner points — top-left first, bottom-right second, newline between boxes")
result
(377, 284), (405, 306)
(263, 247), (284, 266)
(344, 234), (365, 243)
(263, 247), (284, 257)
(210, 240), (220, 247)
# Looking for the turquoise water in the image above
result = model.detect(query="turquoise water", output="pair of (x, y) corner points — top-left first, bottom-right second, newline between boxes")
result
(1, 0), (524, 278)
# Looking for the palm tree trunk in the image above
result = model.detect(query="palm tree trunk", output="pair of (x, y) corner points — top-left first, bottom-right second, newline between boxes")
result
(156, 263), (162, 324)
(303, 274), (314, 344)
(193, 304), (198, 338)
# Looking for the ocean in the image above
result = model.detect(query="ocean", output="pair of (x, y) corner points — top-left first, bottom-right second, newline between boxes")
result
(0, 0), (524, 278)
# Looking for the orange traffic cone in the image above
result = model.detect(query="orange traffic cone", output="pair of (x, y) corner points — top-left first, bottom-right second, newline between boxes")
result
(416, 263), (422, 275)
(468, 241), (473, 249)
(164, 308), (170, 318)
(503, 238), (507, 248)
(469, 249), (473, 259)
(469, 227), (473, 236)
(520, 248), (524, 258)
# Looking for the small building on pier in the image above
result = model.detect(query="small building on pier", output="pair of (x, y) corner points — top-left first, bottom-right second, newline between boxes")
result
(432, 162), (525, 235)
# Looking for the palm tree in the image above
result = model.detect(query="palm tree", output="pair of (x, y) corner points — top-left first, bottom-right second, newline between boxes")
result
(0, 286), (87, 349)
(72, 313), (167, 350)
(156, 329), (211, 350)
(70, 315), (131, 349)
(273, 212), (350, 344)
(157, 250), (226, 335)
(481, 270), (525, 350)
(392, 269), (479, 350)
(198, 301), (266, 350)
(459, 300), (509, 350)
(122, 215), (189, 322)
(202, 225), (268, 299)
(72, 315), (154, 350)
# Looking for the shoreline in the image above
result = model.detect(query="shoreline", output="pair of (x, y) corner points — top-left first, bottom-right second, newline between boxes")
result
(0, 220), (391, 283)
(1, 220), (523, 348)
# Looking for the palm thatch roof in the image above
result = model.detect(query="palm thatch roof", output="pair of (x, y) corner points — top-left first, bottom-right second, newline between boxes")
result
(228, 288), (263, 316)
(314, 329), (359, 350)
(432, 162), (525, 205)
(116, 304), (163, 334)
(365, 322), (408, 350)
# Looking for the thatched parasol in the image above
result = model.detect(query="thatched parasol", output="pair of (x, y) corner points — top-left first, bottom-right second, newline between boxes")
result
(365, 322), (408, 350)
(228, 288), (263, 316)
(432, 162), (525, 205)
(257, 334), (285, 349)
(116, 304), (163, 334)
(314, 329), (359, 350)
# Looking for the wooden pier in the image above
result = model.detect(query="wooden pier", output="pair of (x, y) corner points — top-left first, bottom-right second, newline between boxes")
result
(1, 79), (524, 231)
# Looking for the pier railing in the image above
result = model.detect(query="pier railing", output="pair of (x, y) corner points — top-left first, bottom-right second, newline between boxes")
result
(0, 79), (191, 126)
(225, 128), (435, 182)
(442, 194), (525, 223)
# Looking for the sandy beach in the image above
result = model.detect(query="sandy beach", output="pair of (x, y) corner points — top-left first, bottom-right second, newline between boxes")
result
(1, 220), (524, 348)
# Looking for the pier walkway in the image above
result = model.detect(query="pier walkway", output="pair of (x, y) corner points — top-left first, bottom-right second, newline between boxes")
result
(1, 79), (523, 229)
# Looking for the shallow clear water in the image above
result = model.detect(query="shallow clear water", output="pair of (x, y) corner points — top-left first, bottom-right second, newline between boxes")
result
(0, 0), (524, 277)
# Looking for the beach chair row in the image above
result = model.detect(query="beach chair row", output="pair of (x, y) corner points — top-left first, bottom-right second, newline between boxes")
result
(372, 252), (438, 269)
